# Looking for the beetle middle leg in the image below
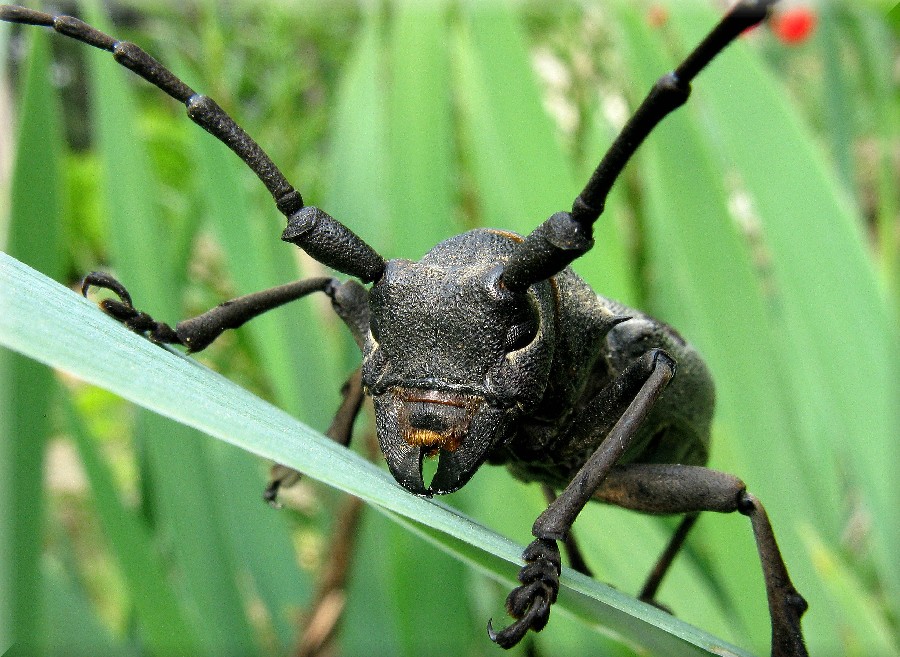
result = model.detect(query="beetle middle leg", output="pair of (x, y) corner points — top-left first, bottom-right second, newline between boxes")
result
(265, 368), (365, 505)
(637, 512), (699, 609)
(596, 464), (809, 657)
(542, 485), (698, 611)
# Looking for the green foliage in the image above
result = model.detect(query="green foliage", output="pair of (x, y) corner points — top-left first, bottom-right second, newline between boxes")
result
(1, 1), (897, 656)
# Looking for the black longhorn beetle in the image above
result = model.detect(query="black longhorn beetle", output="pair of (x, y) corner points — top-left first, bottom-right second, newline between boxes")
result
(1, 2), (809, 655)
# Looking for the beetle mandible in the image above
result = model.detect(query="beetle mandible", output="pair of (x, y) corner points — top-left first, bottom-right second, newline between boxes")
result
(0, 2), (809, 655)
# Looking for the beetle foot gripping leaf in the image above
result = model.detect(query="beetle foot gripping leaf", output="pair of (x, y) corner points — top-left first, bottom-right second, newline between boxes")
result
(488, 538), (561, 649)
(81, 272), (181, 345)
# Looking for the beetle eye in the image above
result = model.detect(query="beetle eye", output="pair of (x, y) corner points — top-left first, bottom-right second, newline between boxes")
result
(505, 319), (537, 352)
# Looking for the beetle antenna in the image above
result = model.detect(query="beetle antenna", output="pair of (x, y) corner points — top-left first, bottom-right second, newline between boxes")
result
(501, 0), (777, 293)
(0, 5), (385, 283)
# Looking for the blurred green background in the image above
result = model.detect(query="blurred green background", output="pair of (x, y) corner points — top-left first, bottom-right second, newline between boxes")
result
(1, 1), (897, 656)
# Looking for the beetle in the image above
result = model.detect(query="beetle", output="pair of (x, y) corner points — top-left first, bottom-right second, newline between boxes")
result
(1, 2), (809, 655)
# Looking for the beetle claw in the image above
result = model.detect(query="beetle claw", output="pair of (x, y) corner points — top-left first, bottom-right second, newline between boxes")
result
(487, 538), (560, 649)
(263, 480), (284, 509)
(81, 271), (181, 345)
(81, 271), (134, 307)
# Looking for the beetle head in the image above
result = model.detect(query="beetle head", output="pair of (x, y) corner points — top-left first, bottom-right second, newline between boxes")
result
(362, 230), (555, 495)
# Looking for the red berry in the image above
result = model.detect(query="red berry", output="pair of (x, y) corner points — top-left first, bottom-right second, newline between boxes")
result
(771, 7), (817, 44)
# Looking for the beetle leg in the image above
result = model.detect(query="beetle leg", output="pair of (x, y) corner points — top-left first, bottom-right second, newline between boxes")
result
(322, 278), (371, 351)
(82, 272), (372, 503)
(83, 272), (341, 352)
(487, 538), (560, 649)
(637, 512), (699, 609)
(81, 272), (181, 345)
(595, 464), (809, 657)
(490, 349), (675, 648)
(541, 484), (593, 577)
(265, 368), (365, 506)
(532, 349), (676, 540)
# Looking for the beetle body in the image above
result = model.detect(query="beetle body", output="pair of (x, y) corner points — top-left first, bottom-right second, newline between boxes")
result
(2, 2), (810, 654)
(361, 228), (714, 495)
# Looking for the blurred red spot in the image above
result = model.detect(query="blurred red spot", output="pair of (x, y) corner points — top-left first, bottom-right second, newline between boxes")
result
(647, 4), (668, 28)
(771, 7), (817, 44)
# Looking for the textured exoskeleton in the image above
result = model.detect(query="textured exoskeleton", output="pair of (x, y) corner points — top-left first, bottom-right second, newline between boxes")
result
(356, 229), (714, 497)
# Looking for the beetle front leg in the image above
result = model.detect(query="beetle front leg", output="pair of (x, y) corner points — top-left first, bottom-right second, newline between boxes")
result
(489, 349), (676, 648)
(541, 484), (593, 576)
(487, 538), (560, 648)
(81, 272), (183, 345)
(82, 272), (353, 352)
(532, 348), (676, 539)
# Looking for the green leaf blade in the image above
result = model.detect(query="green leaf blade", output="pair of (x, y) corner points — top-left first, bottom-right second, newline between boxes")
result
(1, 26), (64, 655)
(0, 253), (755, 657)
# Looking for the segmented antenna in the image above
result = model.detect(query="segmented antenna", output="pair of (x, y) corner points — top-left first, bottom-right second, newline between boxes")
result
(501, 0), (776, 293)
(0, 5), (385, 283)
